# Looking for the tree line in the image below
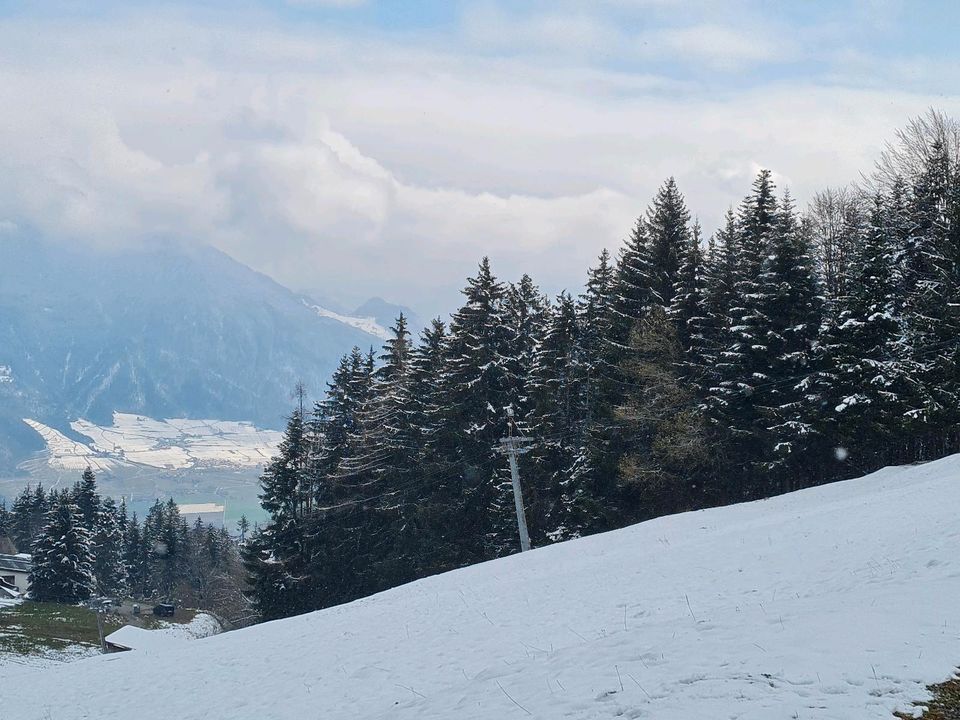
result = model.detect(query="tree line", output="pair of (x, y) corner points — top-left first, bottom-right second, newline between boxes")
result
(0, 469), (252, 624)
(243, 110), (960, 620)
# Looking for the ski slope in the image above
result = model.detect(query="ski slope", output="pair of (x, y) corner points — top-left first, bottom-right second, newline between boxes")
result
(4, 455), (960, 719)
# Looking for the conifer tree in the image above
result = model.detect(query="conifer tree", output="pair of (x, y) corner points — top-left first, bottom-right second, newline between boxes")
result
(526, 293), (585, 541)
(30, 496), (94, 603)
(339, 314), (420, 591)
(668, 221), (709, 361)
(0, 500), (10, 541)
(501, 274), (549, 421)
(898, 131), (960, 440)
(759, 191), (823, 487)
(10, 484), (48, 552)
(406, 319), (463, 575)
(610, 217), (654, 348)
(123, 512), (147, 598)
(236, 515), (250, 543)
(306, 346), (379, 606)
(442, 257), (513, 559)
(696, 210), (740, 397)
(616, 306), (710, 519)
(568, 250), (620, 533)
(578, 249), (616, 399)
(92, 496), (128, 597)
(644, 176), (693, 308)
(243, 408), (314, 618)
(706, 169), (779, 496)
(807, 193), (901, 472)
(72, 467), (100, 533)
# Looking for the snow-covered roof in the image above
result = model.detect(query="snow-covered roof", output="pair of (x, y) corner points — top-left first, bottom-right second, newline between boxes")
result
(0, 553), (31, 573)
(177, 503), (225, 514)
(4, 455), (960, 718)
(104, 625), (185, 652)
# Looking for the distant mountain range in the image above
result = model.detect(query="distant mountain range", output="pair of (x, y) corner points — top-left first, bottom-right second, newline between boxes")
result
(0, 234), (408, 471)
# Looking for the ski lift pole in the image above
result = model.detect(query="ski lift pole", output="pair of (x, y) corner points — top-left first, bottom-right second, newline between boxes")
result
(499, 406), (533, 552)
(88, 597), (111, 654)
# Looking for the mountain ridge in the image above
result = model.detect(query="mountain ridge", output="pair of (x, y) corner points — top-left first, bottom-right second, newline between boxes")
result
(0, 234), (386, 470)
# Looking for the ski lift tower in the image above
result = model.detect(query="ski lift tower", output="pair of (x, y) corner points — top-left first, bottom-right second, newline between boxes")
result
(497, 406), (534, 552)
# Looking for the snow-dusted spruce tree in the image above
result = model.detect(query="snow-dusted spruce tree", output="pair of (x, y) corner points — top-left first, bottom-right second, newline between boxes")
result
(72, 466), (100, 533)
(0, 499), (10, 540)
(668, 221), (709, 369)
(890, 117), (960, 449)
(440, 257), (513, 560)
(694, 210), (739, 403)
(643, 176), (693, 309)
(123, 512), (147, 598)
(10, 484), (48, 552)
(140, 499), (188, 599)
(242, 407), (314, 620)
(805, 193), (901, 475)
(525, 292), (585, 543)
(706, 169), (779, 498)
(501, 274), (550, 422)
(609, 179), (696, 521)
(116, 498), (128, 539)
(307, 346), (378, 606)
(488, 275), (550, 556)
(565, 249), (619, 535)
(403, 318), (464, 577)
(29, 495), (95, 604)
(577, 249), (616, 406)
(92, 496), (128, 597)
(757, 192), (823, 490)
(339, 313), (421, 592)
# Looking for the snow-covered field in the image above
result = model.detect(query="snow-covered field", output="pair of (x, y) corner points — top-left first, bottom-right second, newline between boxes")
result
(3, 455), (960, 719)
(21, 413), (282, 473)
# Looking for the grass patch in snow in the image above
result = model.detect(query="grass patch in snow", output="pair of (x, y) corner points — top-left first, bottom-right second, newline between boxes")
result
(895, 669), (960, 719)
(0, 600), (203, 665)
(0, 600), (125, 656)
(0, 600), (123, 655)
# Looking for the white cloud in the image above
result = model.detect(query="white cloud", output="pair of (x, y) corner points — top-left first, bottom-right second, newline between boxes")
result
(0, 10), (957, 314)
(639, 23), (798, 69)
(461, 4), (619, 54)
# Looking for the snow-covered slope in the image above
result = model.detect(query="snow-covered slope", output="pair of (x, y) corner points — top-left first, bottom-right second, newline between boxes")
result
(5, 456), (960, 719)
(302, 299), (391, 340)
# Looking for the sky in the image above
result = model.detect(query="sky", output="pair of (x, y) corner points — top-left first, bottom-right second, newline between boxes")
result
(1, 0), (959, 316)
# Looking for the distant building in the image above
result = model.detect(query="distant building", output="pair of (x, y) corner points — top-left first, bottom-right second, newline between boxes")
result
(0, 553), (32, 596)
(178, 503), (225, 529)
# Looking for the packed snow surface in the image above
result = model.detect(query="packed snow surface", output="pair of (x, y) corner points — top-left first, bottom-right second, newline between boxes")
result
(21, 413), (282, 472)
(4, 456), (960, 719)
